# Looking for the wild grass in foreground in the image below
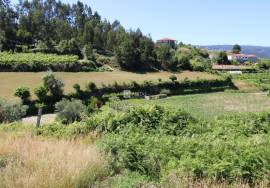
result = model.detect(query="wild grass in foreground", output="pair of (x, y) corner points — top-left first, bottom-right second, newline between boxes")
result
(0, 127), (106, 188)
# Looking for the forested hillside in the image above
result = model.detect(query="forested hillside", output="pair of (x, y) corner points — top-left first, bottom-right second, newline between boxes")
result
(0, 0), (210, 71)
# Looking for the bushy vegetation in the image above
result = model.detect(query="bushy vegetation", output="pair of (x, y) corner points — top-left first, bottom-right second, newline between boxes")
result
(0, 99), (27, 123)
(31, 104), (270, 186)
(156, 43), (211, 71)
(55, 99), (87, 124)
(0, 52), (94, 71)
(92, 106), (270, 184)
(13, 71), (233, 116)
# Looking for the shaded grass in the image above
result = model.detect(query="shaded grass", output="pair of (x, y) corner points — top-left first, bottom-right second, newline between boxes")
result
(126, 92), (270, 120)
(0, 71), (219, 100)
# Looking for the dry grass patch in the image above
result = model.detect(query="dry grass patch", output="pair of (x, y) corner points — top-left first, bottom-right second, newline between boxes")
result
(0, 71), (219, 100)
(0, 131), (106, 188)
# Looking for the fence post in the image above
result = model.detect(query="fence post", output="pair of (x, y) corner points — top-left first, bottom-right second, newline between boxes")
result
(36, 107), (42, 128)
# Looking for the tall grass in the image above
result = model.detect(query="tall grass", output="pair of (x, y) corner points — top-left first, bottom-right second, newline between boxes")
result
(0, 131), (106, 188)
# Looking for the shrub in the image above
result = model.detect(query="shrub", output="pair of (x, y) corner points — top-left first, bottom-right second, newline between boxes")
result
(190, 57), (212, 71)
(0, 99), (27, 123)
(55, 99), (87, 124)
(34, 86), (48, 102)
(14, 87), (31, 103)
(86, 82), (97, 92)
(43, 72), (64, 98)
(87, 97), (102, 114)
(98, 107), (270, 183)
(169, 75), (177, 82)
(160, 89), (171, 95)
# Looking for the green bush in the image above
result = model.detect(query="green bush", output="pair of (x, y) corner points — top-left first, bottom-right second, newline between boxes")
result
(55, 99), (87, 124)
(190, 57), (212, 71)
(0, 99), (27, 123)
(95, 105), (270, 183)
(43, 72), (64, 98)
(169, 75), (177, 82)
(14, 87), (31, 103)
(34, 86), (48, 102)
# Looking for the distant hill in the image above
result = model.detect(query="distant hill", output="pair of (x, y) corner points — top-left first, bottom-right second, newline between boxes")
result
(197, 45), (270, 58)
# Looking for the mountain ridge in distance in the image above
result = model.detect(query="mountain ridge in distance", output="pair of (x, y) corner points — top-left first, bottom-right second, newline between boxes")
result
(197, 45), (270, 58)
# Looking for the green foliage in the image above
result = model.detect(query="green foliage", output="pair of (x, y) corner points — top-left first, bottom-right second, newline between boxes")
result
(55, 99), (87, 124)
(216, 51), (229, 65)
(86, 82), (97, 92)
(114, 37), (139, 70)
(82, 44), (94, 61)
(34, 86), (48, 102)
(257, 58), (270, 70)
(0, 99), (27, 123)
(14, 87), (30, 103)
(43, 72), (64, 98)
(232, 44), (241, 54)
(190, 56), (212, 71)
(56, 39), (80, 55)
(169, 75), (177, 82)
(87, 97), (101, 114)
(237, 73), (270, 92)
(96, 105), (270, 183)
(172, 45), (210, 71)
(0, 52), (79, 66)
(156, 44), (174, 69)
(160, 89), (171, 95)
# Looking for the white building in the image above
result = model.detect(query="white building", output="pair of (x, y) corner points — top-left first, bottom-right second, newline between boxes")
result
(227, 53), (257, 63)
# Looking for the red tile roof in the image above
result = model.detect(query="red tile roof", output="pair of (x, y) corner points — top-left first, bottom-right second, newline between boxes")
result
(157, 38), (176, 42)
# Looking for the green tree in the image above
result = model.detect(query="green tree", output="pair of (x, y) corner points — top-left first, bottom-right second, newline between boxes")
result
(156, 44), (173, 69)
(42, 72), (64, 98)
(232, 44), (241, 54)
(217, 51), (229, 65)
(14, 87), (31, 103)
(114, 37), (139, 70)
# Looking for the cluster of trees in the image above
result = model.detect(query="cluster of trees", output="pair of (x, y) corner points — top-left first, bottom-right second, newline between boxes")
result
(0, 0), (156, 70)
(214, 44), (242, 65)
(0, 0), (213, 71)
(156, 43), (211, 71)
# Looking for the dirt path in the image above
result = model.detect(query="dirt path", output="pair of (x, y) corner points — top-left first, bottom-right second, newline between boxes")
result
(22, 114), (56, 126)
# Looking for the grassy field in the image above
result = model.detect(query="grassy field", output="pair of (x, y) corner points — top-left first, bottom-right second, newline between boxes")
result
(0, 126), (105, 188)
(0, 71), (218, 100)
(126, 92), (270, 120)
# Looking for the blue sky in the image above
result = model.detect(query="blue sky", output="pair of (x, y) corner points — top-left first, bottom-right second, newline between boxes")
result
(12, 0), (270, 46)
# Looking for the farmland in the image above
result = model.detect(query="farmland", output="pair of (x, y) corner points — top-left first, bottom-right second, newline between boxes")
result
(126, 92), (270, 120)
(0, 71), (218, 100)
(0, 52), (79, 66)
(236, 73), (270, 92)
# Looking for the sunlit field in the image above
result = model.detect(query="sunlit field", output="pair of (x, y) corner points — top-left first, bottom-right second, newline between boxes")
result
(0, 71), (218, 100)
